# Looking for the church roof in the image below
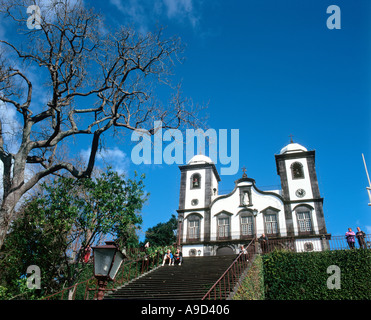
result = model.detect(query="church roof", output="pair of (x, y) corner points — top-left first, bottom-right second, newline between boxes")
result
(187, 154), (214, 165)
(279, 142), (308, 155)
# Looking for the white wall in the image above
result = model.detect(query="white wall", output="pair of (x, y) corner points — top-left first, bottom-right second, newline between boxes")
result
(182, 244), (204, 257)
(209, 181), (285, 240)
(295, 238), (322, 252)
(184, 168), (206, 209)
(284, 158), (313, 200)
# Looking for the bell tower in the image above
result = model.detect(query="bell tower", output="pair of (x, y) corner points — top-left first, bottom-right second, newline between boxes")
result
(177, 155), (220, 247)
(275, 140), (327, 236)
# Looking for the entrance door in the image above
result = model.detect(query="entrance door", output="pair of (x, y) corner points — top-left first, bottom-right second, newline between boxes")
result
(216, 246), (234, 255)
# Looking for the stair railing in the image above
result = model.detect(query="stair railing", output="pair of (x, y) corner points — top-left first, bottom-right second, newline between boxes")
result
(201, 239), (255, 300)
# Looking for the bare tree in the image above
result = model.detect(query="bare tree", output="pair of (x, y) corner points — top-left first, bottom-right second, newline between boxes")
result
(0, 0), (203, 247)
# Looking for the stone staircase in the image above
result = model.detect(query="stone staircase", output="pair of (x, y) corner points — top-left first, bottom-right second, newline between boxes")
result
(105, 255), (237, 300)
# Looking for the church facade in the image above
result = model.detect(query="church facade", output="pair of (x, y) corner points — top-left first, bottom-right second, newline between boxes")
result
(176, 141), (330, 257)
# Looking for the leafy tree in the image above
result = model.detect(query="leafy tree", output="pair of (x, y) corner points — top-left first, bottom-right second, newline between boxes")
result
(143, 214), (178, 247)
(0, 168), (147, 298)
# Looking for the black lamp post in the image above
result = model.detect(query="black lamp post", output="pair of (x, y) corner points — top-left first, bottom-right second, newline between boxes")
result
(177, 215), (184, 247)
(253, 209), (259, 252)
(92, 241), (126, 300)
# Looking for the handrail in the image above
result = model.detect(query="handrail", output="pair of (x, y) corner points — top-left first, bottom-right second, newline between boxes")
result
(201, 239), (255, 300)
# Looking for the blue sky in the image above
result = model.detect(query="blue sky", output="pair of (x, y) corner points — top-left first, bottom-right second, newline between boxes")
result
(1, 0), (371, 240)
(91, 0), (371, 238)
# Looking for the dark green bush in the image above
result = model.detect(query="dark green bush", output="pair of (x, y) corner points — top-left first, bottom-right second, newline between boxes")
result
(262, 249), (371, 300)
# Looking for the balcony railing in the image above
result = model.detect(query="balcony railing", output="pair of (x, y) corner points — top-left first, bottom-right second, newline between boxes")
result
(326, 234), (371, 250)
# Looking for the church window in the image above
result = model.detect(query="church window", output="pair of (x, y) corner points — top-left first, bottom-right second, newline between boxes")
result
(264, 214), (278, 235)
(190, 173), (201, 189)
(188, 218), (200, 240)
(291, 162), (304, 179)
(261, 207), (280, 236)
(241, 215), (254, 236)
(297, 211), (313, 233)
(218, 217), (230, 239)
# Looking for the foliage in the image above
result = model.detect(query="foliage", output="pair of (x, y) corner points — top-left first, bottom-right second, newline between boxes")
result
(0, 279), (40, 300)
(0, 168), (147, 299)
(232, 255), (265, 300)
(72, 169), (148, 250)
(143, 214), (178, 247)
(0, 285), (11, 300)
(262, 249), (371, 300)
(145, 245), (177, 259)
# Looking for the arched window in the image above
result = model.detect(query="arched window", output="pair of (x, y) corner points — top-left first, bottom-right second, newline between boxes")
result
(216, 212), (232, 240)
(261, 207), (280, 236)
(190, 173), (201, 189)
(187, 214), (201, 240)
(295, 206), (313, 234)
(265, 213), (278, 235)
(240, 213), (254, 237)
(291, 162), (304, 179)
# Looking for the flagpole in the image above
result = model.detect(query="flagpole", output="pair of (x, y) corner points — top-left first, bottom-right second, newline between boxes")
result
(362, 153), (371, 206)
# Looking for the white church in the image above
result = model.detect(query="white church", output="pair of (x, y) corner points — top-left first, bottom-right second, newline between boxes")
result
(177, 140), (330, 257)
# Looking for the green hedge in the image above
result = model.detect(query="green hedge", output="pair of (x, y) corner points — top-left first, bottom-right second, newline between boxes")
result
(262, 249), (371, 300)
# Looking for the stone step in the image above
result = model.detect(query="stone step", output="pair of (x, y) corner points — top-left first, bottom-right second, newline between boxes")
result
(106, 255), (238, 300)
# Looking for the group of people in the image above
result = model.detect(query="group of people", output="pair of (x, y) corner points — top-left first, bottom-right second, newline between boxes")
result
(162, 248), (183, 266)
(345, 227), (368, 249)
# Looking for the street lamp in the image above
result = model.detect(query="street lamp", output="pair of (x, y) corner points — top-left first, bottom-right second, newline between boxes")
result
(177, 215), (184, 247)
(92, 241), (126, 300)
(252, 209), (258, 231)
(252, 209), (259, 253)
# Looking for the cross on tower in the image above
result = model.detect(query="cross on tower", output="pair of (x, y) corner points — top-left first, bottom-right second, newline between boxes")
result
(289, 134), (294, 143)
(242, 166), (247, 178)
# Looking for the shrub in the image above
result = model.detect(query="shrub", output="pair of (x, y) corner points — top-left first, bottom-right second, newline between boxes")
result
(262, 249), (371, 300)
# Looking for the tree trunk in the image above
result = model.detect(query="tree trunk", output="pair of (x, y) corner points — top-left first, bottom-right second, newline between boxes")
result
(0, 197), (18, 248)
(68, 285), (77, 300)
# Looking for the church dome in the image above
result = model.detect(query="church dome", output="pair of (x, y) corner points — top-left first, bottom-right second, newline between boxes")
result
(187, 154), (214, 165)
(280, 142), (308, 154)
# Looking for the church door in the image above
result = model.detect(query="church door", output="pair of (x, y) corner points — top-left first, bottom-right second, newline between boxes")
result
(216, 246), (234, 256)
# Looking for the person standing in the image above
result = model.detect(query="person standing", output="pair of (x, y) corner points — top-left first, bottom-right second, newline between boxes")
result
(259, 233), (269, 254)
(356, 227), (367, 249)
(345, 228), (356, 249)
(238, 245), (249, 262)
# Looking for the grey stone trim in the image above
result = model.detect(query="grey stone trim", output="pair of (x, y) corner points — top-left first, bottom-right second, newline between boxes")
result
(204, 168), (212, 207)
(178, 170), (187, 210)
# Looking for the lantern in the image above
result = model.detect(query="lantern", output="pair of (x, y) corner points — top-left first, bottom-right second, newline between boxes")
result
(92, 241), (125, 300)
